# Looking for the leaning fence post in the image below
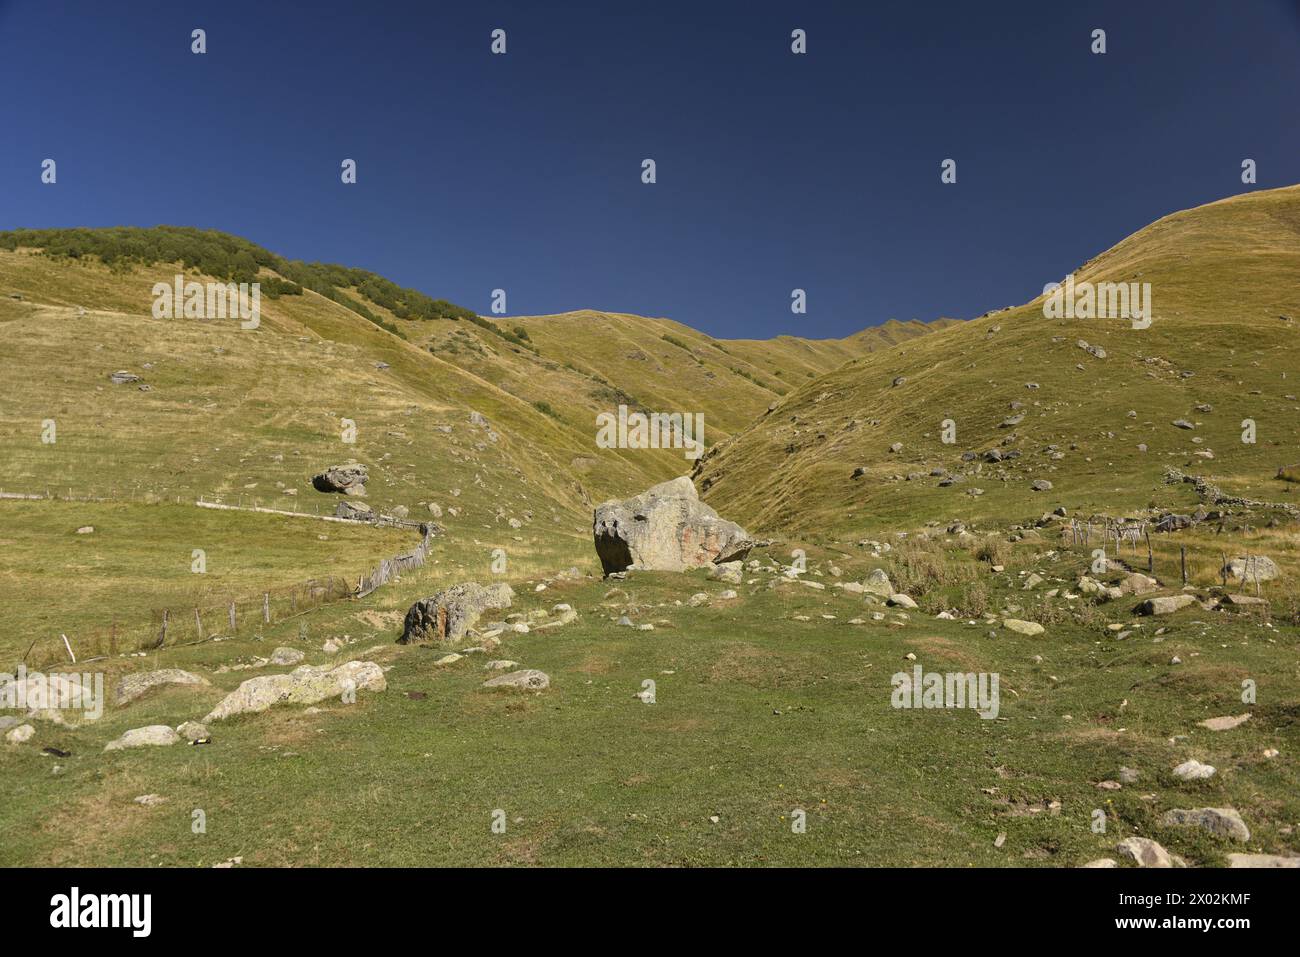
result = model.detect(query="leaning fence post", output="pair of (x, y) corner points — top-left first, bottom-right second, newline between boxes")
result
(61, 633), (76, 664)
(194, 608), (204, 639)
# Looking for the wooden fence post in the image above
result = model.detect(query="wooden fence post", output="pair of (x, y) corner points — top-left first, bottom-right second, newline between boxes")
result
(263, 592), (271, 624)
(228, 602), (236, 634)
(1180, 546), (1188, 586)
(194, 608), (204, 639)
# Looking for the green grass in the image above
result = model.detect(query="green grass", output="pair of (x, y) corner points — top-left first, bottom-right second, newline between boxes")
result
(1, 540), (1295, 866)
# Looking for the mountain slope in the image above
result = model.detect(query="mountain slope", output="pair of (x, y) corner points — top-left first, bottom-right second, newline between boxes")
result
(694, 184), (1300, 536)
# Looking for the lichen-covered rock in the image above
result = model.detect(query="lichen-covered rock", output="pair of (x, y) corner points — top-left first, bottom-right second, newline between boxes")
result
(269, 647), (305, 666)
(1161, 807), (1250, 842)
(203, 660), (386, 722)
(176, 720), (209, 742)
(105, 725), (181, 751)
(482, 669), (550, 692)
(399, 582), (515, 644)
(592, 477), (750, 574)
(115, 669), (209, 705)
(1223, 555), (1279, 583)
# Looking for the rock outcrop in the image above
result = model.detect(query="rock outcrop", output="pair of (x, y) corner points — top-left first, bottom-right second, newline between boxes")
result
(114, 669), (209, 705)
(592, 476), (751, 574)
(399, 583), (515, 644)
(203, 660), (386, 722)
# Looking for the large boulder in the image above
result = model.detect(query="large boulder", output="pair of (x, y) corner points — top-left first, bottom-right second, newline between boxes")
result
(592, 476), (751, 574)
(312, 463), (368, 496)
(203, 660), (386, 722)
(1223, 555), (1279, 584)
(399, 583), (515, 644)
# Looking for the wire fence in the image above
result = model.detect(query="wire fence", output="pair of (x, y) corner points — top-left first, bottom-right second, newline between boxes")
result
(6, 486), (440, 668)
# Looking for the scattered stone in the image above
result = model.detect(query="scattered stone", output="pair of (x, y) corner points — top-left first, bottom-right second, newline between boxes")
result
(109, 371), (141, 384)
(105, 725), (181, 751)
(887, 594), (917, 609)
(484, 660), (519, 671)
(5, 723), (34, 744)
(134, 794), (167, 806)
(176, 721), (209, 742)
(1161, 807), (1250, 842)
(708, 561), (744, 584)
(270, 647), (305, 666)
(1030, 479), (1053, 492)
(1223, 555), (1279, 583)
(1226, 853), (1300, 868)
(435, 653), (464, 666)
(1135, 595), (1196, 616)
(335, 500), (374, 521)
(1116, 837), (1174, 868)
(1002, 619), (1045, 636)
(1198, 714), (1251, 732)
(1172, 759), (1216, 781)
(75, 526), (94, 535)
(1082, 858), (1118, 868)
(482, 669), (550, 692)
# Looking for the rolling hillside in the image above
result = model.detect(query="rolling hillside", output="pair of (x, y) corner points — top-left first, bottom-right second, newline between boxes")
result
(694, 184), (1300, 537)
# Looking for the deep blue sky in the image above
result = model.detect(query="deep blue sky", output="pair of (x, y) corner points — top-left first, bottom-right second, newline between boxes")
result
(3, 1), (1298, 339)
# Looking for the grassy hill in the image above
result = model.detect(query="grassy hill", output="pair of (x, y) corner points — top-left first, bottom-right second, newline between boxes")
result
(694, 184), (1300, 537)
(0, 229), (945, 661)
(2, 201), (1296, 870)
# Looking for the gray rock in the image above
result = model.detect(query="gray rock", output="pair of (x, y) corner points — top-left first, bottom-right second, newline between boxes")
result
(312, 463), (368, 496)
(1161, 807), (1250, 842)
(707, 561), (744, 584)
(203, 660), (386, 722)
(105, 725), (181, 751)
(1135, 594), (1196, 616)
(5, 723), (34, 744)
(1197, 714), (1251, 732)
(176, 720), (209, 742)
(1223, 555), (1278, 583)
(335, 500), (374, 521)
(114, 669), (209, 705)
(1172, 759), (1216, 780)
(1030, 479), (1053, 492)
(863, 569), (894, 598)
(483, 669), (550, 692)
(400, 582), (515, 644)
(109, 371), (141, 384)
(1226, 853), (1300, 868)
(269, 647), (305, 666)
(593, 477), (751, 574)
(1116, 837), (1174, 868)
(1002, 618), (1045, 636)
